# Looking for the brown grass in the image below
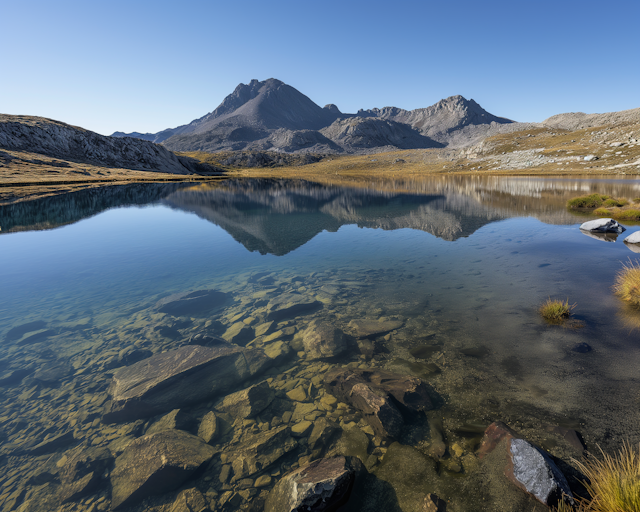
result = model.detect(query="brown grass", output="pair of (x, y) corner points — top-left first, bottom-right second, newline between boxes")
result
(613, 260), (640, 308)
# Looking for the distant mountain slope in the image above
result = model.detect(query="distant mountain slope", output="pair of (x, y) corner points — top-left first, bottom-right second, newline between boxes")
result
(0, 115), (209, 174)
(112, 78), (514, 154)
(543, 107), (640, 131)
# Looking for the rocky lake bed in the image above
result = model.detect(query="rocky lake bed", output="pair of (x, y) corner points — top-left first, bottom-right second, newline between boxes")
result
(2, 176), (640, 511)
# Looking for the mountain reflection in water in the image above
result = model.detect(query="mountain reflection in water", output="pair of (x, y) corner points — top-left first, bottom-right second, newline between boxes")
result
(5, 176), (640, 253)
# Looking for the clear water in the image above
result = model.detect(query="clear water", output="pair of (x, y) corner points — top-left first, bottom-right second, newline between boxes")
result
(2, 176), (640, 511)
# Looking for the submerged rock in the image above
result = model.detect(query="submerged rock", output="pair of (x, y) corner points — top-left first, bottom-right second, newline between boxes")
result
(170, 488), (208, 512)
(4, 320), (47, 341)
(156, 289), (231, 317)
(228, 425), (297, 481)
(579, 218), (626, 233)
(103, 344), (272, 423)
(266, 292), (322, 321)
(146, 409), (195, 435)
(302, 320), (347, 359)
(346, 318), (403, 338)
(264, 456), (363, 512)
(324, 368), (434, 438)
(59, 445), (113, 503)
(197, 411), (218, 444)
(219, 381), (274, 419)
(110, 430), (216, 510)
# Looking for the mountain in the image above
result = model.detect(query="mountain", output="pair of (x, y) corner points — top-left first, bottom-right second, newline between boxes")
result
(112, 79), (513, 154)
(0, 115), (215, 175)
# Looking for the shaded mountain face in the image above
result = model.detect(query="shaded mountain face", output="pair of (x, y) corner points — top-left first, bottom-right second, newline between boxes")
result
(112, 79), (512, 153)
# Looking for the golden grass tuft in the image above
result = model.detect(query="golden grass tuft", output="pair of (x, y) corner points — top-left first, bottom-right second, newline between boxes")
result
(573, 442), (640, 512)
(540, 298), (575, 323)
(614, 260), (640, 308)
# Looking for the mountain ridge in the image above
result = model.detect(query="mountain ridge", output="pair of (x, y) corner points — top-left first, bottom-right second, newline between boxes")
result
(112, 79), (515, 154)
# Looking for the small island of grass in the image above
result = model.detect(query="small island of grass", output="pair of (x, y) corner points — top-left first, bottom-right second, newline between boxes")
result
(540, 298), (575, 323)
(568, 194), (640, 221)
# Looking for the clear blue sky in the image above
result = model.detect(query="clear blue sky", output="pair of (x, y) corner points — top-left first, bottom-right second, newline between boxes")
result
(2, 0), (638, 135)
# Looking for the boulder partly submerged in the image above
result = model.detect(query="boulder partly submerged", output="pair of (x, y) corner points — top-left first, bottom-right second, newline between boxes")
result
(579, 218), (626, 233)
(624, 231), (640, 253)
(103, 344), (272, 423)
(155, 289), (231, 317)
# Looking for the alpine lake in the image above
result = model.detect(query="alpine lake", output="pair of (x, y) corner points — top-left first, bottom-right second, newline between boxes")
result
(1, 175), (640, 512)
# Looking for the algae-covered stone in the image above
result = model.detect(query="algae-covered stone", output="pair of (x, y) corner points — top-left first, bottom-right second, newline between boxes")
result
(229, 426), (297, 481)
(110, 430), (215, 510)
(219, 381), (274, 419)
(222, 322), (255, 346)
(170, 488), (208, 512)
(197, 411), (218, 444)
(286, 386), (307, 402)
(291, 420), (313, 437)
(302, 320), (347, 360)
(374, 442), (438, 511)
(146, 409), (194, 435)
(103, 344), (272, 423)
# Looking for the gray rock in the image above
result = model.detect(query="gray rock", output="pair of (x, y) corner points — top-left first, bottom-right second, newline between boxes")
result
(264, 456), (363, 512)
(219, 381), (274, 419)
(266, 292), (322, 321)
(156, 289), (231, 317)
(579, 218), (626, 233)
(103, 344), (272, 423)
(110, 430), (216, 510)
(624, 231), (640, 244)
(583, 155), (598, 161)
(229, 426), (297, 481)
(346, 318), (403, 338)
(507, 438), (574, 506)
(302, 320), (347, 359)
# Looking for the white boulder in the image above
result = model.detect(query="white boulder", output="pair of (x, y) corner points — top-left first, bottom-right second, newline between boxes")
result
(580, 218), (626, 233)
(624, 231), (640, 244)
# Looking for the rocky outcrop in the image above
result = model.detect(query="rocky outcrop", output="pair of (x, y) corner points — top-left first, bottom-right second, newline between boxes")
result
(264, 456), (364, 512)
(0, 114), (212, 174)
(103, 344), (272, 423)
(110, 429), (216, 509)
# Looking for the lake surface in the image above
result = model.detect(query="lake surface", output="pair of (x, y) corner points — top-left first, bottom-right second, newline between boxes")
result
(2, 176), (640, 511)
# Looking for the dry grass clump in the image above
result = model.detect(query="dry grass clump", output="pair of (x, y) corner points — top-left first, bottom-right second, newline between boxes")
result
(568, 194), (610, 209)
(613, 260), (640, 308)
(540, 298), (576, 323)
(573, 442), (640, 512)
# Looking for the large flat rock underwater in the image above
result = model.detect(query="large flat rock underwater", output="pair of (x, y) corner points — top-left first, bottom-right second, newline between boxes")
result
(103, 344), (272, 423)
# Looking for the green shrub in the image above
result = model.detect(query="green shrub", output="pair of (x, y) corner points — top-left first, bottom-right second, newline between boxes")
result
(567, 194), (609, 208)
(604, 198), (628, 207)
(612, 209), (640, 221)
